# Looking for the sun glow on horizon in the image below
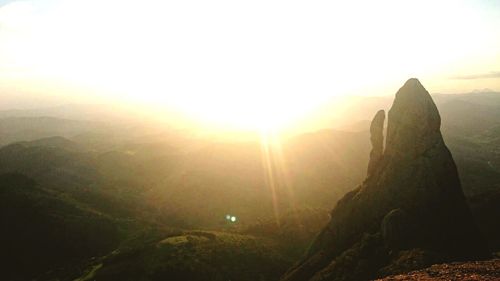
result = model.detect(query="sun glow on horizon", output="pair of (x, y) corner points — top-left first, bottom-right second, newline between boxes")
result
(1, 0), (500, 131)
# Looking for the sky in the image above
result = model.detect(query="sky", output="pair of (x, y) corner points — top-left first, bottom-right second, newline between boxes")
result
(1, 0), (500, 129)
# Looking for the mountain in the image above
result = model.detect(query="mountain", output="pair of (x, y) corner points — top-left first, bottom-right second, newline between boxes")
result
(0, 85), (499, 280)
(143, 129), (369, 228)
(281, 79), (489, 281)
(0, 137), (100, 189)
(0, 173), (120, 281)
(0, 117), (102, 146)
(0, 104), (132, 122)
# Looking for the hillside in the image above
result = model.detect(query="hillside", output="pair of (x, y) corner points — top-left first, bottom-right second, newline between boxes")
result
(0, 89), (498, 280)
(0, 117), (101, 146)
(77, 230), (290, 281)
(0, 173), (120, 281)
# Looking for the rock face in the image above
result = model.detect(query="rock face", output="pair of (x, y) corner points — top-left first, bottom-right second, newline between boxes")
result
(281, 78), (489, 281)
(367, 110), (385, 177)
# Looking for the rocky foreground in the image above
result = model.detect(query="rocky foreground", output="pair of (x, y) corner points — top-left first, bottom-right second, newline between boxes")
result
(376, 259), (500, 281)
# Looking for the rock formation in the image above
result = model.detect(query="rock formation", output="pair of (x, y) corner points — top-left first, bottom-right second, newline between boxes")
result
(367, 110), (385, 177)
(281, 78), (489, 281)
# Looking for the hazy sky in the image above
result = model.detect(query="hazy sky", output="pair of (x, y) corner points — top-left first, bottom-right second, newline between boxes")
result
(1, 0), (500, 128)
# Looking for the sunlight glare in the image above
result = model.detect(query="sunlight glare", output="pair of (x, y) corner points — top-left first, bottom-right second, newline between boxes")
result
(1, 0), (499, 131)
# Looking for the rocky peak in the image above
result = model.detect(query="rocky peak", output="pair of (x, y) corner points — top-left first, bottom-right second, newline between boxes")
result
(280, 79), (489, 281)
(385, 78), (441, 160)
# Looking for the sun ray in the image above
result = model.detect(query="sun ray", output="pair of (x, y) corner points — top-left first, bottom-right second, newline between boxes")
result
(266, 132), (305, 230)
(259, 128), (306, 229)
(259, 130), (281, 227)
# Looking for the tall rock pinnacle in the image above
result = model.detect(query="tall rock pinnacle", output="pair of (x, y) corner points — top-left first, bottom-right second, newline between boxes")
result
(367, 110), (385, 177)
(281, 79), (489, 281)
(385, 78), (441, 160)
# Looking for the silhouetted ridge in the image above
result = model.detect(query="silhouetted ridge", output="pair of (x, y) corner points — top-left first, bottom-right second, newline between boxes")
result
(280, 78), (489, 281)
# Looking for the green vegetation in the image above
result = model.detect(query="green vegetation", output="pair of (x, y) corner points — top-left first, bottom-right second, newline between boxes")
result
(75, 230), (291, 281)
(0, 173), (120, 281)
(0, 91), (499, 280)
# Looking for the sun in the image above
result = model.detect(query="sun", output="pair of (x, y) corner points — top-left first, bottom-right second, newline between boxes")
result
(161, 94), (321, 132)
(1, 0), (499, 130)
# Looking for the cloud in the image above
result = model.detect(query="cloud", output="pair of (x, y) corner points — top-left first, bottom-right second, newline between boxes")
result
(451, 71), (500, 80)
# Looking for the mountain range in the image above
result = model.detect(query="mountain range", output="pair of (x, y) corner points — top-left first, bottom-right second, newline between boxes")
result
(0, 84), (499, 280)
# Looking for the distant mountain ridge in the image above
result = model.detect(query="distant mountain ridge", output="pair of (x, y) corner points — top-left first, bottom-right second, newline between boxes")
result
(0, 87), (499, 280)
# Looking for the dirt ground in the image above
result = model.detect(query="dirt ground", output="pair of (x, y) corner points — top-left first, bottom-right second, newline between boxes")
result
(376, 259), (500, 281)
